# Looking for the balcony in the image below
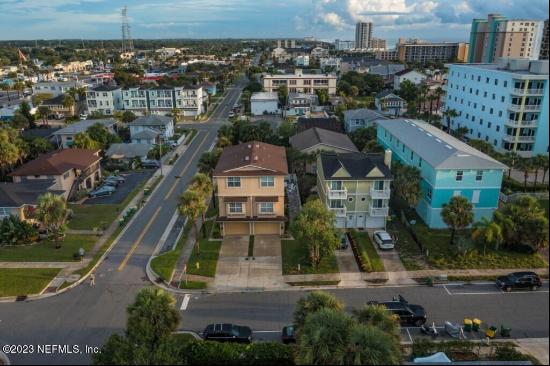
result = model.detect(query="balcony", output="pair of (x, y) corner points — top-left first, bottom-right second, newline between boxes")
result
(327, 186), (347, 199)
(370, 186), (391, 199)
(330, 207), (347, 217)
(503, 135), (536, 143)
(512, 88), (545, 96)
(505, 119), (538, 127)
(508, 104), (542, 112)
(370, 207), (389, 217)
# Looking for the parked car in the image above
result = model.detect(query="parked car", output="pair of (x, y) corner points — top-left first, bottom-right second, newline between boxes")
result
(203, 323), (252, 343)
(373, 230), (395, 250)
(49, 112), (65, 120)
(106, 175), (126, 184)
(141, 159), (161, 169)
(368, 295), (427, 326)
(228, 112), (235, 118)
(281, 325), (296, 344)
(88, 185), (116, 198)
(79, 113), (88, 120)
(496, 272), (542, 292)
(340, 233), (349, 250)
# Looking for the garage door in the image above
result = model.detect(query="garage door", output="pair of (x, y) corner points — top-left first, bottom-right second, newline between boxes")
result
(254, 222), (281, 235)
(224, 222), (250, 236)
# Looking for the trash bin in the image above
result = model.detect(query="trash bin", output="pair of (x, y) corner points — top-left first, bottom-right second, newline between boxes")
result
(486, 326), (497, 339)
(472, 318), (481, 332)
(463, 319), (473, 331)
(500, 325), (511, 337)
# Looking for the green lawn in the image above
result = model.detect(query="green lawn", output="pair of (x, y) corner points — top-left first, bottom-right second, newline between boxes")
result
(186, 239), (222, 277)
(281, 240), (339, 275)
(0, 268), (60, 297)
(179, 280), (208, 290)
(68, 204), (122, 230)
(349, 231), (385, 272)
(150, 221), (192, 282)
(0, 235), (96, 262)
(539, 199), (549, 218)
(387, 220), (427, 271)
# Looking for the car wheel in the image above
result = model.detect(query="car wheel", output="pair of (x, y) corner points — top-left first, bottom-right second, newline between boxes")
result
(414, 319), (425, 327)
(531, 285), (538, 291)
(505, 286), (512, 292)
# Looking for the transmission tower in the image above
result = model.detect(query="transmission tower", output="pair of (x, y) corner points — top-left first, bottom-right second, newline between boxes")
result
(121, 5), (134, 53)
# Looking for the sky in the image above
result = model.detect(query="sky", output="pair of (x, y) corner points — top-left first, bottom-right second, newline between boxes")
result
(0, 0), (548, 45)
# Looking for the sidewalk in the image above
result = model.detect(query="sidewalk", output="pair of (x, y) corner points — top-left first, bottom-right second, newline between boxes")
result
(170, 216), (203, 287)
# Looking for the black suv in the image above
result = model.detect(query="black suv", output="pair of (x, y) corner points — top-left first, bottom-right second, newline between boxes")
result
(368, 295), (427, 326)
(203, 323), (252, 343)
(496, 272), (542, 292)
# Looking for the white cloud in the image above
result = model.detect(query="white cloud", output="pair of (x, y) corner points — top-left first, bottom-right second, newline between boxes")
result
(321, 12), (346, 30)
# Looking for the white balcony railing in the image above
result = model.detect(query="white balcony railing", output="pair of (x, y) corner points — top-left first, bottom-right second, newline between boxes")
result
(505, 119), (538, 127)
(512, 88), (545, 96)
(330, 207), (347, 217)
(370, 207), (389, 217)
(327, 186), (347, 200)
(370, 187), (391, 199)
(503, 135), (536, 143)
(508, 104), (541, 112)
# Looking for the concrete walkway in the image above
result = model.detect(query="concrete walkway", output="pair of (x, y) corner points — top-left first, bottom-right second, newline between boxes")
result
(516, 338), (549, 365)
(335, 246), (364, 287)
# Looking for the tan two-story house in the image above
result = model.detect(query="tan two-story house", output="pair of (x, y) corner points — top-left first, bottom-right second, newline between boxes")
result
(213, 141), (288, 236)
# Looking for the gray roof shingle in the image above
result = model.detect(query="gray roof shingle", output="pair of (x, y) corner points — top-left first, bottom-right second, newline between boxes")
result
(320, 152), (392, 181)
(290, 128), (358, 152)
(129, 115), (173, 127)
(344, 108), (387, 122)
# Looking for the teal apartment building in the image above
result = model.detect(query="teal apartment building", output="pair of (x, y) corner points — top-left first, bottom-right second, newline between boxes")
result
(377, 119), (507, 228)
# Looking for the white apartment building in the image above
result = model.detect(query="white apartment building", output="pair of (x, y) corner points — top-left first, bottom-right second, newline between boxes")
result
(320, 57), (342, 72)
(121, 85), (204, 117)
(122, 87), (148, 114)
(310, 47), (329, 59)
(355, 22), (373, 50)
(262, 69), (337, 95)
(86, 85), (123, 116)
(295, 55), (310, 67)
(335, 39), (355, 51)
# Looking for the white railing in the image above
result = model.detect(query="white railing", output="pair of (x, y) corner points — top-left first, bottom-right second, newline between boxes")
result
(327, 186), (347, 199)
(330, 207), (347, 217)
(370, 207), (389, 217)
(503, 135), (536, 143)
(508, 104), (541, 112)
(512, 88), (545, 95)
(505, 119), (538, 127)
(370, 187), (391, 199)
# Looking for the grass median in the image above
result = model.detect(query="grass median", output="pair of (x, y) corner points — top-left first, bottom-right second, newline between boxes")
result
(0, 268), (61, 297)
(349, 231), (385, 272)
(150, 221), (193, 282)
(186, 239), (222, 277)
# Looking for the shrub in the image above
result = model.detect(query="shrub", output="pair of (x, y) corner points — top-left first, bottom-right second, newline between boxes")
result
(0, 215), (39, 246)
(494, 344), (528, 361)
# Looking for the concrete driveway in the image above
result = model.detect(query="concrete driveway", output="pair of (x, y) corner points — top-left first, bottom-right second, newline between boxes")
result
(214, 236), (287, 291)
(367, 229), (416, 285)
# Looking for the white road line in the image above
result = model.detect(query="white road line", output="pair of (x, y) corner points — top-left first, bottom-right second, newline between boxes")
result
(443, 285), (452, 295)
(406, 328), (413, 343)
(180, 294), (191, 311)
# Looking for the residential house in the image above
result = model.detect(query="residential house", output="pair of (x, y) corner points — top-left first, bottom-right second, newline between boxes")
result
(213, 141), (288, 236)
(51, 118), (117, 148)
(290, 128), (359, 174)
(375, 90), (408, 117)
(128, 115), (174, 145)
(377, 119), (507, 228)
(8, 149), (102, 200)
(121, 87), (148, 115)
(320, 57), (341, 72)
(251, 92), (280, 116)
(33, 81), (85, 97)
(262, 69), (337, 95)
(445, 58), (548, 156)
(122, 85), (204, 117)
(86, 85), (123, 116)
(40, 94), (76, 119)
(317, 151), (393, 229)
(344, 109), (387, 132)
(297, 117), (343, 133)
(295, 55), (310, 67)
(393, 69), (427, 90)
(105, 143), (151, 168)
(310, 47), (329, 59)
(284, 93), (319, 117)
(0, 180), (61, 221)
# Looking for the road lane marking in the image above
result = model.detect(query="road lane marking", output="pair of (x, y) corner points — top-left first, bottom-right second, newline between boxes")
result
(164, 131), (210, 200)
(117, 207), (161, 271)
(443, 284), (548, 296)
(180, 294), (191, 310)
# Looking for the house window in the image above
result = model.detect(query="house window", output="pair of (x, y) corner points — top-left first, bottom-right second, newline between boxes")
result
(330, 181), (343, 190)
(228, 202), (243, 214)
(227, 177), (241, 188)
(260, 176), (275, 187)
(456, 170), (464, 181)
(476, 170), (483, 181)
(259, 202), (274, 214)
(472, 190), (481, 204)
(348, 197), (353, 202)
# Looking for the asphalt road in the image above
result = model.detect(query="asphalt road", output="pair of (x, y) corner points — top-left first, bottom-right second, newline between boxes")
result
(177, 283), (549, 342)
(0, 78), (246, 365)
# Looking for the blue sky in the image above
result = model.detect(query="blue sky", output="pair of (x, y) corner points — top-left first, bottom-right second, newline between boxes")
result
(0, 0), (548, 45)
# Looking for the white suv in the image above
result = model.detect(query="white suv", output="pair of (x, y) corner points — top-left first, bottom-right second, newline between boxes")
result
(373, 230), (395, 250)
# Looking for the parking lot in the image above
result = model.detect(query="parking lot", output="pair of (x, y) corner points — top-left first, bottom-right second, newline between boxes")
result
(84, 170), (154, 204)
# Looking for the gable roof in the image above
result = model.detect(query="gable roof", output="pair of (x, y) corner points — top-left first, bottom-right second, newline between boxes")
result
(106, 143), (151, 158)
(131, 128), (159, 140)
(376, 90), (405, 100)
(41, 94), (66, 106)
(9, 149), (101, 177)
(52, 118), (116, 136)
(91, 84), (120, 92)
(213, 141), (288, 176)
(377, 119), (508, 170)
(129, 115), (173, 127)
(320, 152), (392, 181)
(290, 128), (359, 153)
(344, 108), (387, 122)
(0, 180), (60, 208)
(297, 117), (343, 133)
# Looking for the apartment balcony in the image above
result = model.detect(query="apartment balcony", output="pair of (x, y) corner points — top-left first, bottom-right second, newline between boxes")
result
(503, 135), (536, 143)
(369, 207), (389, 217)
(330, 207), (347, 217)
(504, 119), (538, 127)
(327, 186), (347, 199)
(370, 186), (391, 199)
(512, 88), (545, 96)
(508, 104), (542, 112)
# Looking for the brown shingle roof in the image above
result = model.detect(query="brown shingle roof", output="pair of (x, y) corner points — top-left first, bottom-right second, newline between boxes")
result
(213, 141), (288, 176)
(9, 149), (101, 177)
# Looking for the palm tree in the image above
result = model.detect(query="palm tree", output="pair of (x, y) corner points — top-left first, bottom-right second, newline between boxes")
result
(503, 151), (520, 180)
(294, 291), (344, 330)
(442, 108), (459, 133)
(434, 86), (444, 111)
(346, 325), (401, 365)
(171, 108), (181, 123)
(190, 173), (213, 236)
(540, 155), (549, 184)
(518, 157), (534, 192)
(62, 94), (76, 117)
(353, 304), (400, 339)
(427, 94), (438, 116)
(472, 217), (503, 255)
(13, 81), (25, 98)
(36, 193), (68, 249)
(0, 83), (11, 102)
(531, 154), (546, 185)
(441, 196), (474, 245)
(179, 189), (207, 255)
(37, 106), (50, 126)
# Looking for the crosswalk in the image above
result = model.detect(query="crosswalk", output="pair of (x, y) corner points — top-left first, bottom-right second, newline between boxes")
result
(180, 294), (191, 311)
